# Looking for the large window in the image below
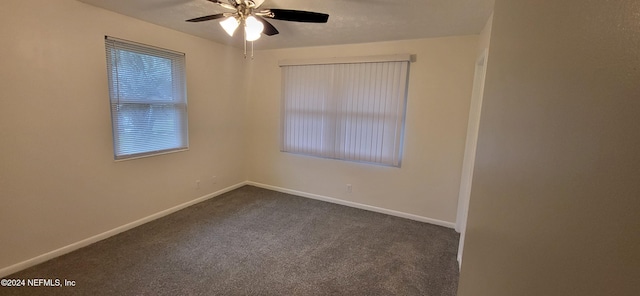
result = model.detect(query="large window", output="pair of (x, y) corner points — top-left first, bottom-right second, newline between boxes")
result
(280, 56), (410, 167)
(105, 37), (188, 160)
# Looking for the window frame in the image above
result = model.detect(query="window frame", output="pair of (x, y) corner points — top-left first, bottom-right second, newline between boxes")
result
(105, 36), (189, 161)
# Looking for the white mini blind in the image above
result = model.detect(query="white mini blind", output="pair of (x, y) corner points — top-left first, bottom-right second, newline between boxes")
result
(105, 37), (188, 160)
(281, 59), (410, 166)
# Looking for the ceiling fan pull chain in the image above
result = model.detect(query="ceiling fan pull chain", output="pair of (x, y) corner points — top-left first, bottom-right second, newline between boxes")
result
(243, 28), (247, 59)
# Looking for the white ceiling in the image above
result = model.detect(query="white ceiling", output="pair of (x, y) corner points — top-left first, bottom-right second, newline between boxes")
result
(78, 0), (494, 49)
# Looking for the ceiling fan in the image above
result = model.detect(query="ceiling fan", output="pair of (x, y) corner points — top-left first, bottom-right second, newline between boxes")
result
(186, 0), (329, 52)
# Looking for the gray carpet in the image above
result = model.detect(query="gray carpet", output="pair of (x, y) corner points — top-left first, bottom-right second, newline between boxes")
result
(3, 186), (459, 295)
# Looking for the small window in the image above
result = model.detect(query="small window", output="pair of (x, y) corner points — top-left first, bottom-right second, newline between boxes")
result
(280, 57), (410, 167)
(105, 37), (188, 160)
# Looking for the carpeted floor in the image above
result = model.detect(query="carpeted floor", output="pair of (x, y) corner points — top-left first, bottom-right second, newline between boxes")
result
(3, 186), (460, 295)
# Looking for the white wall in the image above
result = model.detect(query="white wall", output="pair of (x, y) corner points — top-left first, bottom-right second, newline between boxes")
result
(458, 0), (640, 295)
(0, 0), (247, 271)
(245, 37), (478, 224)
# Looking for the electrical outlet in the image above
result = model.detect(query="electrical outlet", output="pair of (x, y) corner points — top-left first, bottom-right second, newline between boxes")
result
(212, 176), (217, 184)
(346, 184), (352, 193)
(195, 180), (200, 189)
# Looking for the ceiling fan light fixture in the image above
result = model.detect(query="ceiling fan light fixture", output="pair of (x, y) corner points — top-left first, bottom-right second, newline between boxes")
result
(244, 16), (264, 41)
(186, 1), (329, 59)
(245, 30), (261, 41)
(220, 17), (240, 36)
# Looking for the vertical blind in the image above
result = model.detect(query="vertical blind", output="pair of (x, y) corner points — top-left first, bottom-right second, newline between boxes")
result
(105, 37), (188, 160)
(280, 58), (410, 166)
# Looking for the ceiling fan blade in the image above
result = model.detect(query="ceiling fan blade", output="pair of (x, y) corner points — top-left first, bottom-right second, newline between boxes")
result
(268, 9), (329, 23)
(207, 0), (236, 10)
(186, 14), (225, 22)
(256, 16), (279, 36)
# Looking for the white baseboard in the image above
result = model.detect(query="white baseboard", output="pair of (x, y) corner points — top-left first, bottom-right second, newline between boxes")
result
(1, 180), (455, 277)
(246, 181), (456, 229)
(0, 182), (248, 278)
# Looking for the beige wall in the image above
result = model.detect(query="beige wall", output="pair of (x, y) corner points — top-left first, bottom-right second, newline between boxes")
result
(0, 0), (247, 270)
(245, 37), (478, 223)
(458, 0), (640, 295)
(0, 0), (481, 275)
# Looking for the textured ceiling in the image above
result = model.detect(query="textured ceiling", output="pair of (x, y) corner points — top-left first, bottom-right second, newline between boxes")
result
(78, 0), (494, 49)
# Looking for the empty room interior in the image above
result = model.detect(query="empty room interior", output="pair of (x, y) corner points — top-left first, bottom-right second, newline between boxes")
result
(1, 0), (638, 295)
